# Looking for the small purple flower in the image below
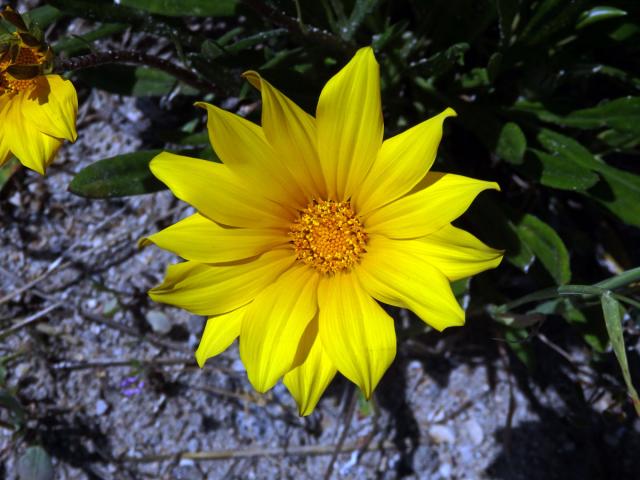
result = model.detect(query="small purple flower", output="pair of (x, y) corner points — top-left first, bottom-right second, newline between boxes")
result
(120, 376), (145, 396)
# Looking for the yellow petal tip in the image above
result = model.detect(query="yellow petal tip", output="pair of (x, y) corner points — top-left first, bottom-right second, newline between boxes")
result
(241, 70), (261, 90)
(137, 237), (152, 249)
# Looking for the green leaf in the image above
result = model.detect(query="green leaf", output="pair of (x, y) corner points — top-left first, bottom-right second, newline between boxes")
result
(75, 65), (197, 96)
(505, 328), (535, 369)
(69, 150), (166, 198)
(0, 157), (21, 193)
(24, 5), (64, 29)
(598, 129), (640, 150)
(496, 122), (526, 165)
(531, 148), (599, 191)
(514, 214), (571, 285)
(601, 292), (640, 417)
(538, 129), (640, 227)
(18, 446), (53, 480)
(119, 0), (236, 16)
(515, 97), (640, 134)
(412, 42), (470, 79)
(576, 6), (627, 29)
(0, 388), (25, 428)
(496, 0), (519, 44)
(520, 0), (585, 45)
(54, 23), (126, 56)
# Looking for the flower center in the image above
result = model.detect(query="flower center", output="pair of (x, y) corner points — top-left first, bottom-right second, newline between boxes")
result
(289, 200), (368, 274)
(0, 34), (50, 96)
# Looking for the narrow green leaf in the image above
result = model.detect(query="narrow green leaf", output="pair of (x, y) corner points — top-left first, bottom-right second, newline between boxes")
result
(69, 150), (166, 198)
(601, 292), (640, 417)
(505, 328), (535, 369)
(576, 6), (627, 29)
(531, 148), (599, 191)
(0, 388), (25, 427)
(515, 214), (571, 285)
(411, 43), (470, 79)
(0, 157), (21, 193)
(119, 0), (236, 17)
(18, 446), (53, 480)
(598, 129), (640, 150)
(496, 122), (527, 165)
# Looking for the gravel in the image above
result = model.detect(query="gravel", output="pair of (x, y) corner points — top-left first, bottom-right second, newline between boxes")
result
(1, 69), (639, 480)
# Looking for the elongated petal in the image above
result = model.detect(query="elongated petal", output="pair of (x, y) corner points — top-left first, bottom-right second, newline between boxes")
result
(19, 75), (78, 142)
(317, 47), (383, 201)
(243, 71), (326, 199)
(356, 108), (456, 214)
(140, 213), (288, 263)
(195, 306), (247, 367)
(149, 249), (295, 316)
(196, 102), (307, 208)
(2, 97), (61, 174)
(150, 152), (293, 228)
(240, 263), (320, 392)
(283, 318), (337, 416)
(365, 172), (499, 239)
(318, 273), (396, 398)
(400, 224), (504, 281)
(356, 235), (465, 331)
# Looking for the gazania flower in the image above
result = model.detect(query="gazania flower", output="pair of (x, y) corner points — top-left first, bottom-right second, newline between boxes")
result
(0, 7), (77, 175)
(144, 47), (503, 415)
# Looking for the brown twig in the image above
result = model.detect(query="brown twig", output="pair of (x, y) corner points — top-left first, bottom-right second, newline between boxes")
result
(324, 387), (358, 480)
(55, 50), (219, 93)
(122, 439), (395, 463)
(51, 357), (196, 371)
(0, 301), (64, 339)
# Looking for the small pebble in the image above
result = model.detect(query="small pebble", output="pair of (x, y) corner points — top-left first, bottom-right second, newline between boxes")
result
(145, 310), (172, 335)
(428, 424), (455, 444)
(464, 418), (484, 446)
(95, 399), (108, 416)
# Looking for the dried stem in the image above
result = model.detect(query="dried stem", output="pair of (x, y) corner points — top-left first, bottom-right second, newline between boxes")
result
(122, 439), (395, 463)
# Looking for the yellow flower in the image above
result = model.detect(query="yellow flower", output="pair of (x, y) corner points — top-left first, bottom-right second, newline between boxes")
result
(0, 7), (77, 175)
(144, 47), (503, 415)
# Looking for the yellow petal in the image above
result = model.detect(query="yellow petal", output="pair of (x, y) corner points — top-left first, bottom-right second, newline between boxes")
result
(356, 235), (465, 331)
(140, 213), (288, 263)
(400, 224), (504, 281)
(240, 263), (320, 392)
(356, 108), (456, 214)
(149, 249), (295, 316)
(19, 75), (78, 142)
(283, 318), (337, 416)
(317, 273), (396, 398)
(149, 152), (293, 228)
(2, 96), (62, 174)
(195, 102), (307, 208)
(365, 172), (499, 239)
(316, 47), (383, 201)
(243, 71), (326, 199)
(195, 306), (246, 367)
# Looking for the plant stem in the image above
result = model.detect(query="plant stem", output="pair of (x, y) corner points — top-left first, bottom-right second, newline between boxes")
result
(241, 0), (352, 54)
(54, 50), (219, 93)
(497, 267), (640, 312)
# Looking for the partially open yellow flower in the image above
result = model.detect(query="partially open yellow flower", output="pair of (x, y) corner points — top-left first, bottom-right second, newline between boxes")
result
(144, 47), (503, 415)
(0, 7), (77, 175)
